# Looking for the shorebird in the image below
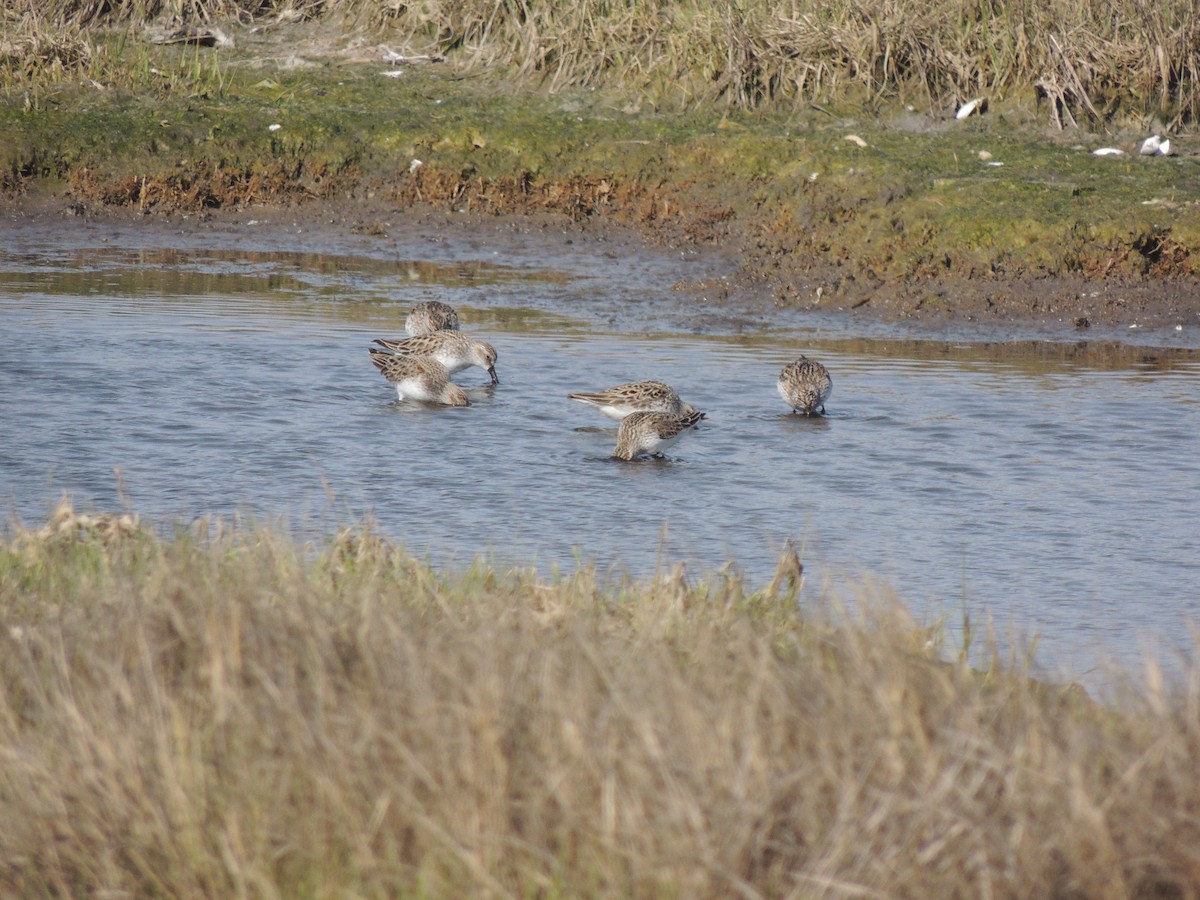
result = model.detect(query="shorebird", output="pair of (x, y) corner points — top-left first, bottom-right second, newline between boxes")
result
(568, 380), (696, 420)
(368, 348), (469, 406)
(405, 300), (460, 336)
(372, 331), (499, 384)
(778, 356), (832, 415)
(613, 409), (706, 460)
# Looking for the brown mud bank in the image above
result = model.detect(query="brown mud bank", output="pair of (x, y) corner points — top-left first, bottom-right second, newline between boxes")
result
(7, 44), (1200, 352)
(12, 178), (1200, 354)
(377, 165), (1200, 339)
(5, 33), (1200, 350)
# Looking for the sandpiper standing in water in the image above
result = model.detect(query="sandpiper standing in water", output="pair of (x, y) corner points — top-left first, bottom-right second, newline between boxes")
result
(568, 380), (696, 420)
(372, 331), (499, 384)
(405, 300), (460, 336)
(778, 356), (832, 415)
(613, 409), (706, 460)
(368, 349), (470, 406)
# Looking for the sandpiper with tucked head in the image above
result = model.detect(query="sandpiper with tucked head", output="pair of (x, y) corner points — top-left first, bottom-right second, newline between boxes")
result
(372, 330), (499, 384)
(368, 348), (470, 406)
(568, 380), (696, 420)
(613, 409), (706, 460)
(405, 300), (460, 336)
(778, 356), (832, 415)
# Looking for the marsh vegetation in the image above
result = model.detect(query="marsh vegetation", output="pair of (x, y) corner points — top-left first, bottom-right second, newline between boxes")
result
(2, 505), (1198, 897)
(7, 0), (1200, 127)
(4, 5), (1200, 890)
(5, 0), (1200, 313)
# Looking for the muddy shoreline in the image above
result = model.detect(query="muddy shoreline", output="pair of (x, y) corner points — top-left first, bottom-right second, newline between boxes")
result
(4, 190), (1199, 356)
(5, 19), (1200, 357)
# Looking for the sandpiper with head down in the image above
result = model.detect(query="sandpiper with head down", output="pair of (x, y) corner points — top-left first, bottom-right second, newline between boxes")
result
(372, 330), (499, 384)
(368, 348), (470, 406)
(778, 356), (832, 416)
(405, 300), (461, 336)
(613, 409), (706, 461)
(568, 380), (696, 420)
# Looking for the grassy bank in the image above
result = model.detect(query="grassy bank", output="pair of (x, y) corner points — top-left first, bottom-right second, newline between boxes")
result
(1, 503), (1198, 896)
(5, 3), (1200, 319)
(8, 0), (1200, 124)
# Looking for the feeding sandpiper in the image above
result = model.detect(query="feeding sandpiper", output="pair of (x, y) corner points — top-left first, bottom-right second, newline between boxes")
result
(372, 331), (499, 384)
(568, 380), (696, 420)
(778, 356), (832, 416)
(405, 300), (461, 336)
(613, 409), (706, 460)
(368, 348), (470, 406)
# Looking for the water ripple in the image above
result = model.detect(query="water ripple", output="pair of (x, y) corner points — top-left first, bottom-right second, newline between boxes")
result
(3, 242), (1200, 686)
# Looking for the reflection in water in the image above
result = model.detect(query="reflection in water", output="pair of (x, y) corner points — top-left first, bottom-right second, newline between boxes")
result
(1, 235), (1199, 690)
(0, 245), (570, 329)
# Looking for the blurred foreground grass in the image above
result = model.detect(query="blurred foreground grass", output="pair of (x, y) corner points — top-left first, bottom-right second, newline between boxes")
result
(1, 502), (1197, 897)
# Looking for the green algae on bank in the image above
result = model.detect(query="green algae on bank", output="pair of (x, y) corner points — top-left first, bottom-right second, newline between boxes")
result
(4, 30), (1200, 323)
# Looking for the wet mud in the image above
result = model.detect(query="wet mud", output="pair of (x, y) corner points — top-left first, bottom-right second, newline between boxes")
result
(4, 183), (1199, 354)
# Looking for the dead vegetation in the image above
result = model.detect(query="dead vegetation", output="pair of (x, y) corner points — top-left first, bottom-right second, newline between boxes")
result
(1, 503), (1199, 896)
(5, 0), (1200, 127)
(0, 5), (95, 84)
(68, 158), (353, 209)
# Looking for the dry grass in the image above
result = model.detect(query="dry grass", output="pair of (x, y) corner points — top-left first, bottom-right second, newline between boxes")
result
(1, 501), (1199, 897)
(382, 0), (1200, 126)
(4, 0), (1200, 126)
(0, 4), (95, 85)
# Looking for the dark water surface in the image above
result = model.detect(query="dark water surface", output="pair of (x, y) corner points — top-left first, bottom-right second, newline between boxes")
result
(2, 216), (1199, 685)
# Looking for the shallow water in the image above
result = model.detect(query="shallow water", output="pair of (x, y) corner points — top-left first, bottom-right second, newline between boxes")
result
(2, 217), (1199, 685)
